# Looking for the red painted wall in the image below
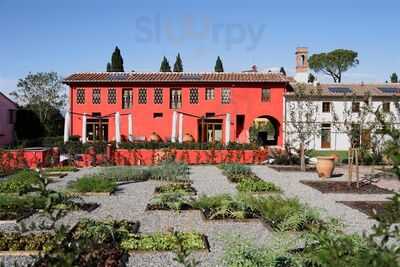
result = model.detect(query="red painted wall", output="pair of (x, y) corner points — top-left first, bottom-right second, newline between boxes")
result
(69, 82), (287, 145)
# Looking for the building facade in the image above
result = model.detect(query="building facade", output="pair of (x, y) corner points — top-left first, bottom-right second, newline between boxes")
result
(285, 84), (400, 151)
(0, 92), (17, 146)
(63, 72), (291, 146)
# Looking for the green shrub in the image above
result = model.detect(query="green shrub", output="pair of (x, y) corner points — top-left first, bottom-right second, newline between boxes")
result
(219, 163), (260, 183)
(236, 179), (281, 193)
(120, 232), (205, 251)
(99, 167), (151, 182)
(67, 175), (117, 193)
(0, 169), (40, 194)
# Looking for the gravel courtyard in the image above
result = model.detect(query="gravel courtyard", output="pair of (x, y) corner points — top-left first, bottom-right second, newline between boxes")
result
(0, 165), (397, 266)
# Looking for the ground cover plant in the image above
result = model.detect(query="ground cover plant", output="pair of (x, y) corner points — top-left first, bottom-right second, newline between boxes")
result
(147, 191), (195, 211)
(43, 166), (79, 173)
(0, 194), (46, 221)
(149, 161), (190, 182)
(120, 231), (207, 251)
(67, 175), (117, 193)
(0, 232), (54, 251)
(0, 169), (40, 194)
(99, 166), (151, 183)
(155, 183), (196, 194)
(192, 194), (255, 220)
(219, 163), (254, 183)
(236, 179), (281, 193)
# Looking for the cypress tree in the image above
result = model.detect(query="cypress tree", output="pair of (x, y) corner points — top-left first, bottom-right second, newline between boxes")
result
(280, 67), (287, 76)
(173, 53), (183, 72)
(308, 73), (316, 83)
(390, 73), (398, 83)
(106, 62), (112, 72)
(111, 46), (124, 72)
(214, 56), (224, 72)
(160, 56), (171, 72)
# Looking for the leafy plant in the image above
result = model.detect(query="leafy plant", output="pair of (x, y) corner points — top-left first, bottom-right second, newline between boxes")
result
(0, 232), (53, 251)
(155, 183), (196, 194)
(149, 192), (194, 210)
(192, 194), (252, 220)
(67, 175), (117, 193)
(99, 166), (151, 183)
(173, 230), (201, 267)
(44, 166), (79, 173)
(236, 179), (280, 193)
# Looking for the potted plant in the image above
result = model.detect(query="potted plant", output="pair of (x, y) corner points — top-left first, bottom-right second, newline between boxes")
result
(148, 132), (162, 142)
(182, 134), (194, 143)
(316, 156), (335, 179)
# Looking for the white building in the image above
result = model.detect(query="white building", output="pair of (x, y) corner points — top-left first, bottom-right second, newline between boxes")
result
(284, 84), (400, 151)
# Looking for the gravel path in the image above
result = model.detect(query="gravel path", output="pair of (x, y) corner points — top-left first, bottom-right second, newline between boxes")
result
(251, 165), (395, 234)
(2, 164), (397, 266)
(1, 166), (271, 267)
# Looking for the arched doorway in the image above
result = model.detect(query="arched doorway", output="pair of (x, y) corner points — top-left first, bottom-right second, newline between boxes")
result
(250, 116), (280, 146)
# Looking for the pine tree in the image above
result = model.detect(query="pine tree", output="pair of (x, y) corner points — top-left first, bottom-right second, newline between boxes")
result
(106, 62), (112, 72)
(279, 67), (287, 76)
(390, 73), (398, 83)
(214, 56), (224, 72)
(173, 53), (183, 72)
(111, 46), (124, 72)
(308, 73), (316, 83)
(160, 56), (171, 72)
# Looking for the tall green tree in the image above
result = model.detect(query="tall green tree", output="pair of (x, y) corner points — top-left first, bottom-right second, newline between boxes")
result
(110, 46), (124, 72)
(10, 72), (66, 136)
(279, 67), (287, 76)
(214, 56), (224, 72)
(308, 73), (316, 83)
(309, 49), (359, 83)
(160, 56), (172, 72)
(106, 62), (112, 72)
(173, 53), (183, 72)
(390, 73), (398, 83)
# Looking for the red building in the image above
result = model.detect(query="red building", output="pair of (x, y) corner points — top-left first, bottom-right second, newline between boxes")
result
(63, 72), (291, 146)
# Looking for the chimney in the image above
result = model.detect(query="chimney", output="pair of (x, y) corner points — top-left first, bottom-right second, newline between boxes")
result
(294, 47), (310, 83)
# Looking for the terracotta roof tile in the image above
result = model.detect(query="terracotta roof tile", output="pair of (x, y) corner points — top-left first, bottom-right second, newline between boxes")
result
(63, 72), (289, 83)
(287, 83), (400, 97)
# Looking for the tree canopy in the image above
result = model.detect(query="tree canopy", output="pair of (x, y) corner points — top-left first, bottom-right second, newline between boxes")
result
(160, 56), (172, 72)
(214, 56), (224, 72)
(10, 72), (66, 136)
(308, 49), (359, 83)
(173, 53), (183, 72)
(308, 73), (316, 84)
(279, 67), (286, 76)
(107, 46), (124, 72)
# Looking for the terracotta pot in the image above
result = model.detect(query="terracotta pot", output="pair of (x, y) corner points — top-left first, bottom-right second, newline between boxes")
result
(316, 157), (335, 179)
(148, 133), (162, 142)
(182, 134), (194, 143)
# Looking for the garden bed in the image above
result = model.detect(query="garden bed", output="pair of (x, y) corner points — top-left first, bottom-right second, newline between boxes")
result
(0, 232), (53, 254)
(337, 201), (393, 219)
(269, 165), (316, 172)
(300, 181), (394, 194)
(146, 203), (195, 211)
(0, 209), (35, 224)
(154, 183), (197, 195)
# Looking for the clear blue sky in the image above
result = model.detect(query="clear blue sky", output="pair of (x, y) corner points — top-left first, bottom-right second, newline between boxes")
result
(1, 0), (399, 95)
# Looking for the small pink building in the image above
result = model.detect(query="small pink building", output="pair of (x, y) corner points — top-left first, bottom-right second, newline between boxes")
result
(0, 92), (17, 146)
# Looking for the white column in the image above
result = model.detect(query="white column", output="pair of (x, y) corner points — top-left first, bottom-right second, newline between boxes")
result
(178, 113), (183, 143)
(128, 113), (133, 142)
(171, 111), (177, 142)
(64, 110), (70, 143)
(81, 113), (87, 144)
(225, 113), (231, 145)
(115, 112), (121, 146)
